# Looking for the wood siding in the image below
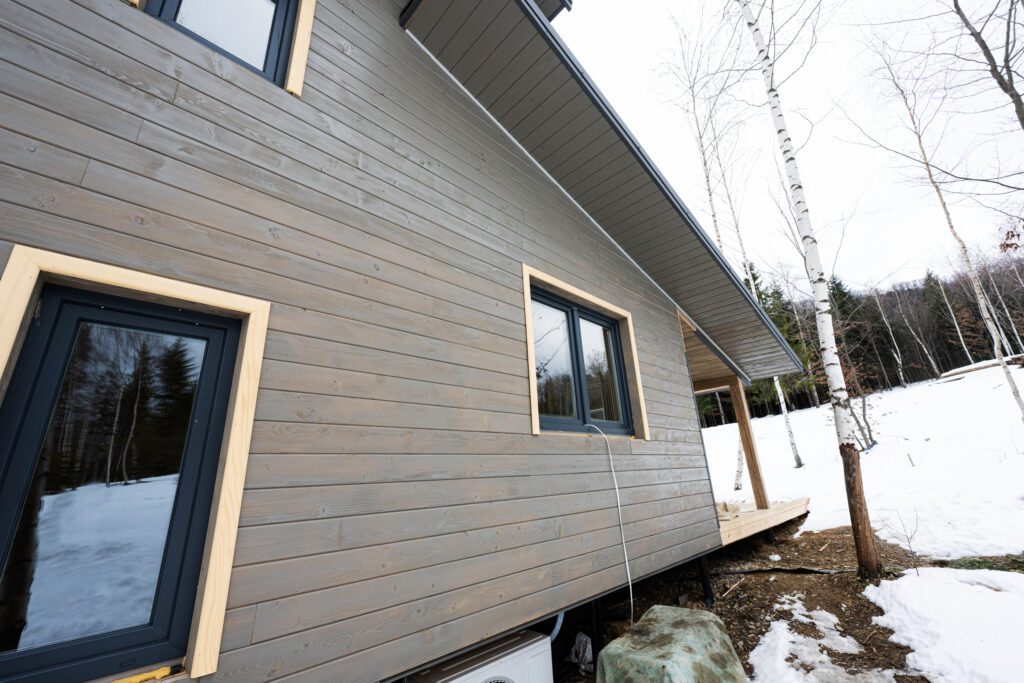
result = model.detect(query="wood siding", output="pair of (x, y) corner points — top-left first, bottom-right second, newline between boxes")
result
(0, 0), (719, 680)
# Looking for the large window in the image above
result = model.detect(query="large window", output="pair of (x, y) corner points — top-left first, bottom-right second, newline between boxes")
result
(0, 285), (239, 682)
(145, 0), (299, 85)
(530, 288), (632, 435)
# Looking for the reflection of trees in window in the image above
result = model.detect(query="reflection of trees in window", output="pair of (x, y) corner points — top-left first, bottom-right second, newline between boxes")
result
(532, 303), (577, 418)
(0, 324), (204, 652)
(585, 349), (619, 422)
(580, 320), (621, 424)
(42, 325), (203, 493)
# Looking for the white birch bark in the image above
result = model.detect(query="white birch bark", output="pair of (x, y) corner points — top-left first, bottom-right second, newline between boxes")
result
(739, 0), (879, 575)
(980, 277), (1014, 354)
(775, 375), (804, 467)
(988, 269), (1024, 354)
(939, 279), (974, 365)
(874, 292), (907, 386)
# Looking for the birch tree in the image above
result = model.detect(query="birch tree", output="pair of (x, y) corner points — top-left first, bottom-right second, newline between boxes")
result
(986, 267), (1024, 354)
(737, 0), (881, 577)
(867, 45), (1024, 427)
(710, 118), (804, 468)
(951, 0), (1024, 134)
(874, 292), (908, 386)
(893, 288), (942, 377)
(939, 279), (975, 364)
(665, 20), (754, 486)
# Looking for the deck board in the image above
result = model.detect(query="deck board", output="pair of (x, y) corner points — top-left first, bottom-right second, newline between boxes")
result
(717, 498), (810, 545)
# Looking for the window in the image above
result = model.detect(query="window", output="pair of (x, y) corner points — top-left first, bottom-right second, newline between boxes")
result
(530, 288), (632, 435)
(145, 0), (299, 85)
(0, 285), (240, 682)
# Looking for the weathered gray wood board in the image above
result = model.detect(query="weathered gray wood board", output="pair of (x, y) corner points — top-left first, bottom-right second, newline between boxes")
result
(0, 0), (720, 680)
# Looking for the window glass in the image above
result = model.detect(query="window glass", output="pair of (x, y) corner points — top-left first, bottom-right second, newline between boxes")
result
(176, 0), (277, 69)
(531, 299), (577, 419)
(579, 318), (623, 423)
(0, 323), (205, 653)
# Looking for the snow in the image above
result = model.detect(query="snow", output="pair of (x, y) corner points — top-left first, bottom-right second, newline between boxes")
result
(18, 475), (179, 650)
(703, 365), (1024, 558)
(940, 355), (1024, 378)
(749, 594), (896, 682)
(864, 568), (1024, 683)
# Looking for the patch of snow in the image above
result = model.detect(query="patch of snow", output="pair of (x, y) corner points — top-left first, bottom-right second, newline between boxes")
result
(18, 475), (179, 650)
(749, 594), (896, 682)
(769, 554), (782, 562)
(864, 568), (1024, 683)
(704, 365), (1024, 558)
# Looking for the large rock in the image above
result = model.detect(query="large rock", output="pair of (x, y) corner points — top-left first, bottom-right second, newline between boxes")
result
(596, 605), (745, 683)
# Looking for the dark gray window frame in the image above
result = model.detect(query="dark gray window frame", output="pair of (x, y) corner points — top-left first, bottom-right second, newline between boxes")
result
(0, 285), (240, 682)
(531, 288), (633, 436)
(144, 0), (299, 86)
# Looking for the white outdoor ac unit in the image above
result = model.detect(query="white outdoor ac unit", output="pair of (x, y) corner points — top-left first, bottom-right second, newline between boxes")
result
(409, 631), (553, 683)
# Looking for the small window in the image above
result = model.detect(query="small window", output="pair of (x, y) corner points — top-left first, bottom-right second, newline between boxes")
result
(0, 286), (239, 682)
(530, 289), (632, 435)
(146, 0), (299, 85)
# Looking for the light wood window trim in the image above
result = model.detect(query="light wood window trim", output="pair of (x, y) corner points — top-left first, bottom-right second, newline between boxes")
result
(285, 0), (317, 96)
(0, 246), (270, 679)
(522, 264), (650, 440)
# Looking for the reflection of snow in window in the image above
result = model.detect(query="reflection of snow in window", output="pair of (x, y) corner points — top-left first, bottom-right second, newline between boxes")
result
(177, 0), (277, 69)
(18, 476), (179, 649)
(1, 323), (206, 652)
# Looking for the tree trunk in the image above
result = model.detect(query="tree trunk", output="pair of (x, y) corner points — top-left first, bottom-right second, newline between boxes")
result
(893, 289), (942, 377)
(733, 439), (745, 491)
(720, 128), (804, 469)
(952, 0), (1024, 135)
(840, 442), (880, 575)
(939, 279), (975, 364)
(874, 293), (907, 387)
(980, 279), (1014, 356)
(869, 334), (892, 389)
(988, 269), (1024, 354)
(776, 376), (804, 467)
(105, 383), (125, 486)
(739, 0), (880, 577)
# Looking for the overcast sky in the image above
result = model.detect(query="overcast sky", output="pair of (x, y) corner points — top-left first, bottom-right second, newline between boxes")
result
(554, 0), (1020, 296)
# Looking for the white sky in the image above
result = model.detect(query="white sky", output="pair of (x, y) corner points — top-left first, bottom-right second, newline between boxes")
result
(554, 0), (1020, 295)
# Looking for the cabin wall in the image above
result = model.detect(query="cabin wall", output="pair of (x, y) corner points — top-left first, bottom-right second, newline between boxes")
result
(0, 0), (719, 680)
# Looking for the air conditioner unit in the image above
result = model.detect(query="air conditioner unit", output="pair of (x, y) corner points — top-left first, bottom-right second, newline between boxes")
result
(409, 631), (553, 683)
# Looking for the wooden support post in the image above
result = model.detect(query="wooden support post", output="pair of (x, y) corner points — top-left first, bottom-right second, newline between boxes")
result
(698, 556), (714, 608)
(728, 376), (769, 509)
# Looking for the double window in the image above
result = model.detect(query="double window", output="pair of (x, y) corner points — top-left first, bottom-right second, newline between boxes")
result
(530, 288), (632, 435)
(0, 285), (239, 682)
(145, 0), (300, 85)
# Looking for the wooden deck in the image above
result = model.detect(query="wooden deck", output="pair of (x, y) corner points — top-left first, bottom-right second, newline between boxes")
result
(717, 498), (810, 545)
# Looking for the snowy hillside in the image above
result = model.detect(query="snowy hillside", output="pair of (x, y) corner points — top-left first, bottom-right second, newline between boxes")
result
(702, 365), (1024, 559)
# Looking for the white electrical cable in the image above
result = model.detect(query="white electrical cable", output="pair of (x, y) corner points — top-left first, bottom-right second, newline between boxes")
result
(586, 423), (634, 625)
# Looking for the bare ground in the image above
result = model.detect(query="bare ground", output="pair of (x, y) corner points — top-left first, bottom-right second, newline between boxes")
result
(568, 518), (932, 681)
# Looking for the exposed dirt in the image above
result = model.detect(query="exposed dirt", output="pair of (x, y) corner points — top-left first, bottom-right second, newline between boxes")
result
(565, 519), (933, 681)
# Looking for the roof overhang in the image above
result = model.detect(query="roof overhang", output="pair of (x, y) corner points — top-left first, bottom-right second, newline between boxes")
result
(400, 0), (801, 382)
